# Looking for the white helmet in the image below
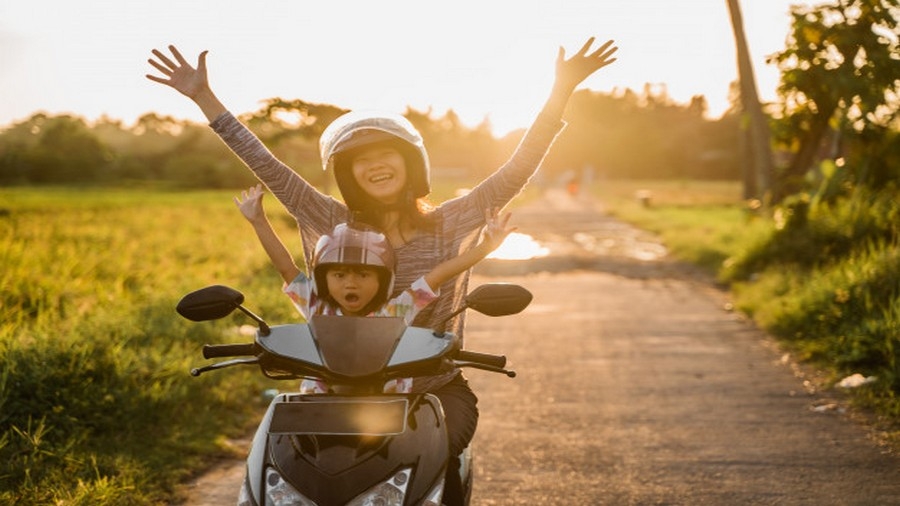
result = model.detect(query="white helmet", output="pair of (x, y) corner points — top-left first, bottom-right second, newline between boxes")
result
(319, 111), (431, 208)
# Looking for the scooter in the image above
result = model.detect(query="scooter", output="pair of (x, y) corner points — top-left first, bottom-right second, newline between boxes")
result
(176, 282), (531, 506)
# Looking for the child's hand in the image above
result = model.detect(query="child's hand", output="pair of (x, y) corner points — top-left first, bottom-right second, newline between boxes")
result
(482, 208), (516, 251)
(234, 184), (266, 223)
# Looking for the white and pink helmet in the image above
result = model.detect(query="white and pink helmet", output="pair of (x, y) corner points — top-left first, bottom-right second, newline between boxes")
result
(312, 223), (396, 310)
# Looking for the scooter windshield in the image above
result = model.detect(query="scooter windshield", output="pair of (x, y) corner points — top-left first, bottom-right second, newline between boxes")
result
(310, 316), (406, 377)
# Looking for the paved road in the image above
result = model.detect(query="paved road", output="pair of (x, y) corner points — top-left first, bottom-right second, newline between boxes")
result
(179, 191), (900, 505)
(468, 191), (899, 505)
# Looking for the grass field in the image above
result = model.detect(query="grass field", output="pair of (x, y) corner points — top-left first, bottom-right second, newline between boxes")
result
(1, 187), (305, 504)
(592, 179), (770, 274)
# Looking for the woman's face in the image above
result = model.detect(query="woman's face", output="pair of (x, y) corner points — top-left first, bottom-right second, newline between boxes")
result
(350, 144), (408, 204)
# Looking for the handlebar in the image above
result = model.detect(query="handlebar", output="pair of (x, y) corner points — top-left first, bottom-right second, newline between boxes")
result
(197, 341), (515, 378)
(202, 343), (257, 359)
(456, 350), (507, 369)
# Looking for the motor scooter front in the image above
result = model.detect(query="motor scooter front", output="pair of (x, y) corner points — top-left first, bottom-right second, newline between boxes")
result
(236, 319), (451, 505)
(177, 282), (530, 505)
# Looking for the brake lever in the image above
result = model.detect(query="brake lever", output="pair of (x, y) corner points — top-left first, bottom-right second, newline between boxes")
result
(453, 360), (517, 378)
(190, 357), (260, 377)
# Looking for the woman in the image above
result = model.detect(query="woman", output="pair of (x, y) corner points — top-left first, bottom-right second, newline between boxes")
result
(146, 37), (617, 503)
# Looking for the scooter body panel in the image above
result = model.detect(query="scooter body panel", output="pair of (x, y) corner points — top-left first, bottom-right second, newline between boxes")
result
(245, 392), (448, 505)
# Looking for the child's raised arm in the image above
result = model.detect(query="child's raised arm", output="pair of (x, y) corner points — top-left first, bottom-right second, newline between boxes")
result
(423, 208), (516, 291)
(234, 184), (302, 284)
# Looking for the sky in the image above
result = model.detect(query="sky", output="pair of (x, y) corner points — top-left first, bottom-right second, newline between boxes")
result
(0, 0), (808, 137)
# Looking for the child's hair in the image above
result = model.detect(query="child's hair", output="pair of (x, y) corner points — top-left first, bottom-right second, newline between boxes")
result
(312, 223), (396, 314)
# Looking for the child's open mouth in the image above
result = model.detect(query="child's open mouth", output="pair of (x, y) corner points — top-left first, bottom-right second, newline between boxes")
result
(344, 293), (359, 303)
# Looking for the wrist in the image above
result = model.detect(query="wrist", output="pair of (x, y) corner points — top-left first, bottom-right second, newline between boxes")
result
(551, 78), (576, 97)
(192, 88), (227, 122)
(249, 216), (269, 227)
(543, 83), (573, 117)
(475, 241), (494, 256)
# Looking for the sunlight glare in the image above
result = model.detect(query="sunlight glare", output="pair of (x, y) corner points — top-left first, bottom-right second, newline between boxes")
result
(487, 232), (550, 260)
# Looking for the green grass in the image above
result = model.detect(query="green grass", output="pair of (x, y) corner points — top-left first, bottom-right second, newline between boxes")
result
(1, 187), (304, 504)
(594, 180), (900, 443)
(593, 180), (770, 275)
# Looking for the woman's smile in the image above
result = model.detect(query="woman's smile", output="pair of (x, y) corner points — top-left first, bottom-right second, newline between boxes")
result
(352, 145), (408, 203)
(368, 172), (393, 183)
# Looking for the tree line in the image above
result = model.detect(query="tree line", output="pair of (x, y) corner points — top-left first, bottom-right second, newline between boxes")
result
(0, 85), (744, 191)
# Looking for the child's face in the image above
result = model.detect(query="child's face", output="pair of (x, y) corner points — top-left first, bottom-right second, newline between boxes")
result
(351, 144), (408, 204)
(325, 265), (381, 316)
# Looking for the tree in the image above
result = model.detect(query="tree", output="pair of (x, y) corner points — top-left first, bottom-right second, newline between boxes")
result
(246, 98), (347, 144)
(26, 115), (112, 183)
(727, 0), (775, 202)
(768, 0), (900, 200)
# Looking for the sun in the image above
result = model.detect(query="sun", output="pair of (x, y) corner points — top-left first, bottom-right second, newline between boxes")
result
(487, 232), (550, 261)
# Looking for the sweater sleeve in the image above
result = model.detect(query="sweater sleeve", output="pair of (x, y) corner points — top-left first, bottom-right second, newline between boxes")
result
(283, 272), (314, 321)
(209, 112), (346, 235)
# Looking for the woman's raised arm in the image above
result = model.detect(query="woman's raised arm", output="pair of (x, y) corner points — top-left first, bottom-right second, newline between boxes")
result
(453, 37), (619, 219)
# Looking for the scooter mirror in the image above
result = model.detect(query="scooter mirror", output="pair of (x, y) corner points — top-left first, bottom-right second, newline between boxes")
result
(176, 285), (245, 322)
(465, 283), (533, 317)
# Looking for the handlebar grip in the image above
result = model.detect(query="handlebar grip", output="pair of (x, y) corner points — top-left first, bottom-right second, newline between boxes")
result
(456, 350), (507, 369)
(202, 343), (257, 359)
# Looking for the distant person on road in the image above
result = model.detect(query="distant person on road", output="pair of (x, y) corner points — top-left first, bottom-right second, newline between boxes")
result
(565, 170), (581, 198)
(148, 37), (617, 504)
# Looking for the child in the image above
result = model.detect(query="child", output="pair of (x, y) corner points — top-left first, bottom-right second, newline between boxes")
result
(233, 183), (514, 323)
(235, 184), (513, 395)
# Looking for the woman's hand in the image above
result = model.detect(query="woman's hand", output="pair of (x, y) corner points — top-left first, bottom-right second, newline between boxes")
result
(146, 45), (227, 121)
(146, 45), (211, 99)
(554, 37), (618, 94)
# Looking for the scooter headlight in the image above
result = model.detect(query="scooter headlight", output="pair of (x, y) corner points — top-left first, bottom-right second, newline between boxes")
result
(265, 467), (318, 506)
(347, 468), (412, 506)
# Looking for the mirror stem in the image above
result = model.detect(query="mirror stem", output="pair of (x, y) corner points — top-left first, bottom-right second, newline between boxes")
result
(237, 305), (271, 336)
(432, 305), (468, 337)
